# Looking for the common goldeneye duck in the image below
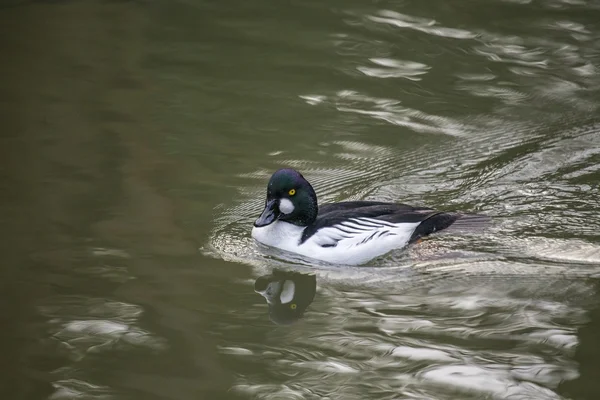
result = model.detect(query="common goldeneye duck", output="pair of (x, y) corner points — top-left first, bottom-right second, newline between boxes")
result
(252, 168), (489, 265)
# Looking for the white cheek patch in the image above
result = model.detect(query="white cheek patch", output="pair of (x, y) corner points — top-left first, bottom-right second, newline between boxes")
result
(279, 198), (295, 215)
(279, 280), (295, 304)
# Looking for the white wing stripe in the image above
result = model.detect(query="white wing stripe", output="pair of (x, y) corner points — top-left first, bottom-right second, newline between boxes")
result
(344, 220), (387, 229)
(335, 225), (366, 234)
(329, 227), (362, 237)
(347, 218), (384, 228)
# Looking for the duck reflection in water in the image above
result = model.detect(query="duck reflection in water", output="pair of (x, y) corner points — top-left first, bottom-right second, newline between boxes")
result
(254, 269), (317, 325)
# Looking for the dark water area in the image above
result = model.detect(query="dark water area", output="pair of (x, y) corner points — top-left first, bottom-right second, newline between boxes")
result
(1, 0), (600, 399)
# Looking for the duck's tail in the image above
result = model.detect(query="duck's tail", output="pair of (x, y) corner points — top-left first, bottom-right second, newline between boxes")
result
(409, 212), (491, 243)
(445, 213), (492, 234)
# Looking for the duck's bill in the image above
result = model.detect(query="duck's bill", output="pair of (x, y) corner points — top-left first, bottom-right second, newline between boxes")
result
(254, 199), (280, 227)
(254, 278), (280, 304)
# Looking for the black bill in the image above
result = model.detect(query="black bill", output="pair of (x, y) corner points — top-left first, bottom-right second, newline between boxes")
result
(254, 199), (280, 227)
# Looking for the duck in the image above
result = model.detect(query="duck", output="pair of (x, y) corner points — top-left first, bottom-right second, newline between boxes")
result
(251, 168), (489, 265)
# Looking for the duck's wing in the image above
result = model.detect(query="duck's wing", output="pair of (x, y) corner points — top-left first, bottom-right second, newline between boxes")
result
(317, 201), (426, 216)
(302, 203), (443, 247)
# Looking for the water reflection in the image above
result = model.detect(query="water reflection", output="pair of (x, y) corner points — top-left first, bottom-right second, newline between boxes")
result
(254, 269), (317, 325)
(229, 270), (592, 399)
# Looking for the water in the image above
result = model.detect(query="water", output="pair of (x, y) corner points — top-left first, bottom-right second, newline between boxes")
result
(1, 0), (600, 399)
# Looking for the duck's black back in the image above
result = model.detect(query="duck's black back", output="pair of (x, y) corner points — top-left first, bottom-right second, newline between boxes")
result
(318, 201), (439, 221)
(300, 201), (446, 243)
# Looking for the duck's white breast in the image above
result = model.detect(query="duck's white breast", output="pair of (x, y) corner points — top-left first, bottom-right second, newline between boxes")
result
(251, 221), (305, 251)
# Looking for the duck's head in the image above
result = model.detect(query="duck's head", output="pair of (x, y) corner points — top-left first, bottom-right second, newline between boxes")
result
(254, 269), (317, 325)
(254, 168), (318, 228)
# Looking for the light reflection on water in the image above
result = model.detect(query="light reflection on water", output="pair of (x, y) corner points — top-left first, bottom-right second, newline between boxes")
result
(202, 22), (600, 386)
(226, 267), (591, 399)
(206, 123), (600, 398)
(37, 248), (168, 400)
(180, 0), (600, 393)
(202, 8), (600, 389)
(4, 0), (600, 398)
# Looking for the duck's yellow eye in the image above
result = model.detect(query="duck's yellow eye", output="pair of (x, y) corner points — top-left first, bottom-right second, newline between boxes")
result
(288, 189), (296, 196)
(290, 303), (297, 310)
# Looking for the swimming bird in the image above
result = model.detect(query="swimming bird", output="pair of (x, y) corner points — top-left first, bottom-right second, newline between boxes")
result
(252, 168), (488, 265)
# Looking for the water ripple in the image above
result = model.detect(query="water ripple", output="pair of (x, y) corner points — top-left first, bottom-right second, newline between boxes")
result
(50, 379), (113, 400)
(368, 10), (478, 40)
(357, 58), (430, 80)
(419, 365), (564, 399)
(222, 275), (590, 399)
(333, 90), (471, 136)
(202, 4), (600, 398)
(40, 296), (166, 362)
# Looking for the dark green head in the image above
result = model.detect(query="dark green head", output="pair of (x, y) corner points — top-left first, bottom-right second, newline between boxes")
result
(254, 168), (318, 228)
